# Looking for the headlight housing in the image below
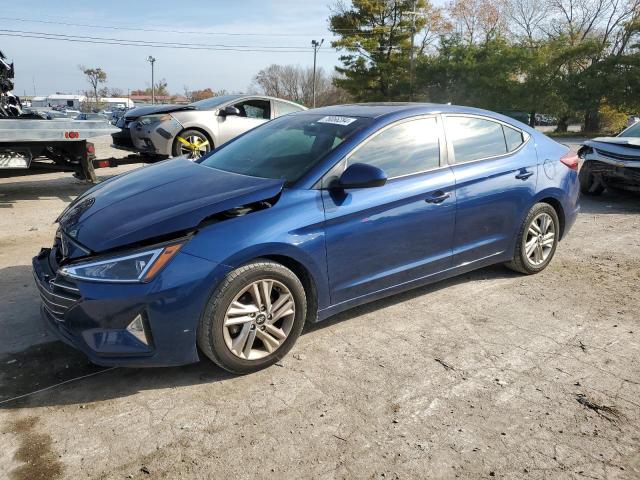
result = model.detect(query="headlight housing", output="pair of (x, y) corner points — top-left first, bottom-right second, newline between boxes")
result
(137, 114), (172, 126)
(59, 243), (183, 283)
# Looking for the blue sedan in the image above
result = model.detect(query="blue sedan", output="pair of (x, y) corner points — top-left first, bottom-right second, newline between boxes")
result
(33, 103), (580, 373)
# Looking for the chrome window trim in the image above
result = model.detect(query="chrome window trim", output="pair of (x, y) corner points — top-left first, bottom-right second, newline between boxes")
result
(443, 113), (531, 166)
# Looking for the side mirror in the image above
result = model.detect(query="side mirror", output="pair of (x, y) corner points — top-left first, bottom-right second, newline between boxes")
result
(337, 163), (387, 189)
(220, 105), (240, 117)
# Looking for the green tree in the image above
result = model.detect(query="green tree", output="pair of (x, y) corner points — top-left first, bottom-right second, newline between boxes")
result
(329, 0), (446, 100)
(416, 36), (524, 109)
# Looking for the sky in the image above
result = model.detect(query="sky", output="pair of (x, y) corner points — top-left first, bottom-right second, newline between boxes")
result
(1, 0), (342, 97)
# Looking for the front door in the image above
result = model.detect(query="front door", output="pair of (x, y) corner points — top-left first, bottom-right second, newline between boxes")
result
(217, 99), (272, 145)
(322, 116), (457, 305)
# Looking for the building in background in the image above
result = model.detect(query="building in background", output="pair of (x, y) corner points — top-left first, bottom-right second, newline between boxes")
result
(30, 94), (134, 109)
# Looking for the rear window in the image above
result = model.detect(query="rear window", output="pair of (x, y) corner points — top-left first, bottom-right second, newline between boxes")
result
(504, 126), (525, 151)
(446, 116), (507, 163)
(446, 116), (527, 163)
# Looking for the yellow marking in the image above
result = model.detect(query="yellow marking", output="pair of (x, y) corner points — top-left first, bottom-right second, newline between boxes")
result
(177, 136), (191, 148)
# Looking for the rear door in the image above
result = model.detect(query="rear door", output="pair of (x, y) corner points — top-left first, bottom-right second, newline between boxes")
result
(444, 114), (537, 266)
(322, 116), (457, 305)
(217, 99), (272, 145)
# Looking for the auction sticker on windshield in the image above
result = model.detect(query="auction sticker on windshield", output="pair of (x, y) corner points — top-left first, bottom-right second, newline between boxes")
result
(317, 116), (357, 126)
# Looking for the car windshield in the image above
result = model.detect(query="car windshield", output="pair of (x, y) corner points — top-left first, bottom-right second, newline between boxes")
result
(619, 122), (640, 138)
(198, 113), (372, 183)
(190, 95), (243, 110)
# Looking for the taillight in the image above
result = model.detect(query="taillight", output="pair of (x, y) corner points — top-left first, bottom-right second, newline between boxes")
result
(560, 152), (579, 170)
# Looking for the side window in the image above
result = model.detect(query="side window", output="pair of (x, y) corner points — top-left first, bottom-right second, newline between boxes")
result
(348, 118), (440, 178)
(504, 125), (525, 152)
(233, 100), (271, 119)
(446, 116), (507, 163)
(276, 101), (303, 117)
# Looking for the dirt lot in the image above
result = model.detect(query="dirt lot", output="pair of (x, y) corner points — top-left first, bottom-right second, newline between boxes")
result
(0, 137), (639, 479)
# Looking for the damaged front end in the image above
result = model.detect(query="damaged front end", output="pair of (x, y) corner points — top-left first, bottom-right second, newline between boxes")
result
(32, 158), (285, 366)
(579, 139), (640, 194)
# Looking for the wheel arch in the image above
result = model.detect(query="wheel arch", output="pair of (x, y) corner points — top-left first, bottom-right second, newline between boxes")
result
(259, 254), (319, 324)
(537, 196), (565, 239)
(218, 243), (328, 323)
(529, 189), (566, 240)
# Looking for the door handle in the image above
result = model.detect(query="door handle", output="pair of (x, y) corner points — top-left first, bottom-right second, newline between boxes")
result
(515, 169), (534, 180)
(424, 190), (450, 204)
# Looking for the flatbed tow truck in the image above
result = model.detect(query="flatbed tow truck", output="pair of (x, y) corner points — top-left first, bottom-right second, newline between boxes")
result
(0, 117), (148, 183)
(1, 49), (147, 183)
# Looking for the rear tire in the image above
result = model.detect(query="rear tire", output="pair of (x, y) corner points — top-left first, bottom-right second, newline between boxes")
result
(506, 203), (560, 275)
(197, 260), (307, 374)
(579, 162), (605, 196)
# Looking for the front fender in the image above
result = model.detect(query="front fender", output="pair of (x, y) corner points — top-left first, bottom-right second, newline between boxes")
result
(181, 189), (330, 309)
(220, 242), (330, 311)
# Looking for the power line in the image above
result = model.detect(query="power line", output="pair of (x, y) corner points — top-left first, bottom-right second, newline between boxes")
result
(0, 28), (315, 50)
(0, 30), (316, 53)
(0, 29), (413, 53)
(0, 16), (331, 38)
(0, 15), (388, 37)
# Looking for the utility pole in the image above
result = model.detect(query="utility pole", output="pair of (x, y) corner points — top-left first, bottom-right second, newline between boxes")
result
(405, 1), (418, 101)
(311, 39), (323, 108)
(147, 56), (156, 104)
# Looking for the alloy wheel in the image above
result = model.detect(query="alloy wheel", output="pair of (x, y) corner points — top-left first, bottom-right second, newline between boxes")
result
(177, 134), (210, 159)
(525, 212), (556, 266)
(222, 279), (295, 360)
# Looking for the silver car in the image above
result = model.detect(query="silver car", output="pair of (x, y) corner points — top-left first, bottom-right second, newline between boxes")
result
(111, 95), (306, 159)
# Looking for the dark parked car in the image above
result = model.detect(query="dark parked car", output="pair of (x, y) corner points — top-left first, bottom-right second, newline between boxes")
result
(34, 103), (579, 374)
(578, 121), (640, 195)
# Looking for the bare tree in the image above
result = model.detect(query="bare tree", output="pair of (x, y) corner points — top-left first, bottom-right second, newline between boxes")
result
(79, 65), (107, 103)
(417, 4), (453, 54)
(501, 0), (550, 43)
(546, 0), (640, 48)
(447, 0), (505, 44)
(252, 64), (350, 107)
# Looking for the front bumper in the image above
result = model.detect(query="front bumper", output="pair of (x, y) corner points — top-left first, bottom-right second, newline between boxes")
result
(584, 150), (640, 189)
(110, 128), (136, 151)
(33, 246), (231, 367)
(129, 118), (183, 157)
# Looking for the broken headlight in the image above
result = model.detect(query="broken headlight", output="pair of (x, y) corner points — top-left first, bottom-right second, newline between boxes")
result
(137, 114), (172, 126)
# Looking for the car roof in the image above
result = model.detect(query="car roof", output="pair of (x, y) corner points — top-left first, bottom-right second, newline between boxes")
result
(191, 94), (306, 110)
(304, 102), (515, 118)
(302, 102), (536, 133)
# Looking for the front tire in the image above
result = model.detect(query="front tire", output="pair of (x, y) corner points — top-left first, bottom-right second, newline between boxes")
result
(172, 129), (212, 160)
(579, 162), (605, 196)
(506, 203), (560, 275)
(197, 260), (307, 374)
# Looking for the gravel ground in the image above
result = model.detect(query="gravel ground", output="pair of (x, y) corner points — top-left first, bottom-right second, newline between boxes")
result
(0, 137), (639, 479)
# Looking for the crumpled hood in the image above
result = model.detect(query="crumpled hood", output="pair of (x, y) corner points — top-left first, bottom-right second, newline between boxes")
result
(124, 104), (195, 120)
(58, 158), (284, 255)
(588, 136), (640, 148)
